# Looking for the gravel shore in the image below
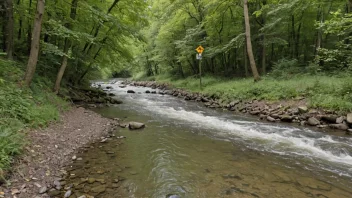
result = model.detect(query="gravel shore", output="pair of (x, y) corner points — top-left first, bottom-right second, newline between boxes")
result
(0, 106), (118, 198)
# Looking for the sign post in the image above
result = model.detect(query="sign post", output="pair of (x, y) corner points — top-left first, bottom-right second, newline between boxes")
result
(196, 45), (204, 90)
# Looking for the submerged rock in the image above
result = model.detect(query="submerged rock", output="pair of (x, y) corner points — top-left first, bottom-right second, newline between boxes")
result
(39, 186), (47, 194)
(127, 90), (135, 94)
(329, 123), (349, 131)
(64, 190), (72, 198)
(129, 122), (145, 130)
(90, 185), (106, 194)
(166, 194), (181, 198)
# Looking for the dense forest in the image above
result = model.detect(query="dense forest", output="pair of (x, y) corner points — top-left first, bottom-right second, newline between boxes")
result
(1, 0), (352, 180)
(132, 0), (352, 79)
(0, 0), (147, 90)
(1, 0), (352, 84)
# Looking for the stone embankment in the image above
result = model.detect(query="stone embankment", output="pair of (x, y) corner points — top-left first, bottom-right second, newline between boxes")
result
(128, 81), (352, 134)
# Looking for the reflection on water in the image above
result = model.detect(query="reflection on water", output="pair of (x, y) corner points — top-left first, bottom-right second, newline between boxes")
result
(63, 80), (352, 198)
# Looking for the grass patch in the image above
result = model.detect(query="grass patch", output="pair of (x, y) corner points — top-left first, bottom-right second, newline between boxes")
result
(136, 73), (352, 112)
(0, 59), (70, 179)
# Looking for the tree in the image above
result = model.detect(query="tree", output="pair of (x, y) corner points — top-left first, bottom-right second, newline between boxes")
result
(5, 0), (14, 60)
(53, 0), (78, 94)
(244, 0), (260, 81)
(23, 0), (45, 86)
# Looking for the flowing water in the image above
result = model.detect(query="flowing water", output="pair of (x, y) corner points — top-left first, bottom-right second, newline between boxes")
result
(64, 80), (352, 198)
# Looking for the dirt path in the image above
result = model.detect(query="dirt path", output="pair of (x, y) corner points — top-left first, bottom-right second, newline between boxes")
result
(0, 106), (119, 198)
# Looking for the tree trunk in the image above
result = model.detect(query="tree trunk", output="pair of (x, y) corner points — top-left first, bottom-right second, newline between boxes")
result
(17, 0), (22, 40)
(53, 0), (78, 94)
(244, 44), (248, 77)
(27, 0), (32, 54)
(23, 0), (45, 86)
(1, 4), (6, 52)
(5, 0), (14, 60)
(243, 0), (260, 81)
(53, 39), (69, 94)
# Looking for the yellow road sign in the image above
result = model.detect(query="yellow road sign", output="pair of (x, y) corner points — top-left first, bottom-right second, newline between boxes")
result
(196, 45), (204, 54)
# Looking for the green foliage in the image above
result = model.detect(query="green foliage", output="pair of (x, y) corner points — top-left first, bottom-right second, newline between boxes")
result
(0, 59), (69, 173)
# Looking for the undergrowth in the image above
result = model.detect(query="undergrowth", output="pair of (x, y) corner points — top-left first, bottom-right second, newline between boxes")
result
(0, 59), (69, 180)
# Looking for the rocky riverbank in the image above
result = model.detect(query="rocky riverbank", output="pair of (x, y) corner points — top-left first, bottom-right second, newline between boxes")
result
(128, 81), (352, 134)
(64, 86), (122, 107)
(0, 107), (119, 198)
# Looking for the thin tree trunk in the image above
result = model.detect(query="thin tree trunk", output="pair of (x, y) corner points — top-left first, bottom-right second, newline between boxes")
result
(53, 39), (69, 94)
(262, 36), (266, 74)
(244, 44), (248, 77)
(17, 0), (22, 40)
(5, 0), (14, 60)
(27, 0), (32, 54)
(244, 0), (260, 81)
(54, 0), (78, 94)
(1, 4), (6, 52)
(23, 0), (45, 86)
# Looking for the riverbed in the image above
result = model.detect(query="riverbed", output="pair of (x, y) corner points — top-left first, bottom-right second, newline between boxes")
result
(64, 80), (352, 198)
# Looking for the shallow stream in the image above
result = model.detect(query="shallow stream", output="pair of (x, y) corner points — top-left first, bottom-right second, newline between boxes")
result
(64, 80), (352, 198)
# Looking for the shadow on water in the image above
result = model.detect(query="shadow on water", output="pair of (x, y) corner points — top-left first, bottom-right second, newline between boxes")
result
(62, 80), (352, 198)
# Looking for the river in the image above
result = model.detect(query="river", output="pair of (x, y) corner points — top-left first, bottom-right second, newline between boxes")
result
(64, 80), (352, 198)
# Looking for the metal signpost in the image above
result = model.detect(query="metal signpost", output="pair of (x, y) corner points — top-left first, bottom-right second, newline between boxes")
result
(196, 45), (204, 90)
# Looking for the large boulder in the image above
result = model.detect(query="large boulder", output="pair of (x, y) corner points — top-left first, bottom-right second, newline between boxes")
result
(307, 117), (320, 126)
(128, 122), (145, 130)
(347, 113), (352, 125)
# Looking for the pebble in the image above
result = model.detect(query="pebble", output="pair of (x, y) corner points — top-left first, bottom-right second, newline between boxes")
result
(38, 186), (47, 194)
(72, 155), (77, 160)
(64, 190), (72, 198)
(78, 196), (87, 198)
(11, 189), (20, 195)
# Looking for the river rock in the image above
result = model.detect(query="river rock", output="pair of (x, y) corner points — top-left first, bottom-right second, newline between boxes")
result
(39, 186), (47, 194)
(298, 106), (308, 114)
(307, 117), (320, 126)
(128, 122), (145, 130)
(266, 116), (276, 122)
(346, 129), (352, 135)
(336, 116), (345, 124)
(106, 86), (113, 89)
(347, 113), (352, 124)
(53, 180), (61, 190)
(127, 90), (135, 94)
(145, 90), (151, 94)
(280, 115), (293, 122)
(48, 190), (61, 197)
(201, 97), (210, 103)
(151, 91), (157, 94)
(166, 194), (181, 198)
(321, 115), (338, 123)
(329, 123), (349, 131)
(64, 190), (72, 198)
(250, 110), (261, 115)
(90, 185), (106, 194)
